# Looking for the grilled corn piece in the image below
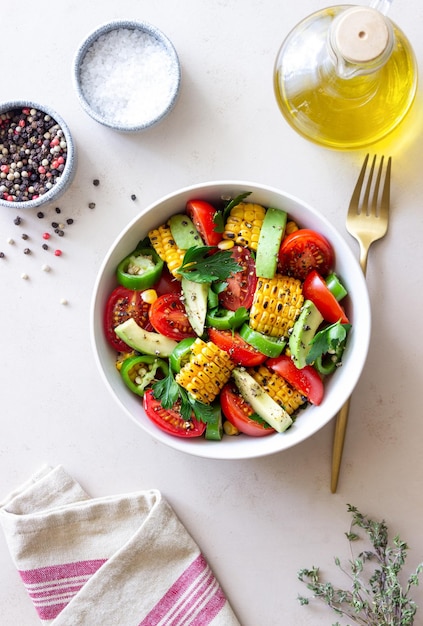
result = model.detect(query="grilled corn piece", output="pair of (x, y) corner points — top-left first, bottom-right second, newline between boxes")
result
(249, 274), (304, 338)
(148, 223), (185, 278)
(175, 338), (235, 404)
(249, 364), (306, 415)
(285, 220), (299, 235)
(222, 202), (266, 250)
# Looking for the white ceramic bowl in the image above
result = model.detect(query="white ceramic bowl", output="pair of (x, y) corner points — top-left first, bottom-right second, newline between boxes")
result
(90, 181), (371, 460)
(73, 20), (181, 132)
(0, 100), (76, 210)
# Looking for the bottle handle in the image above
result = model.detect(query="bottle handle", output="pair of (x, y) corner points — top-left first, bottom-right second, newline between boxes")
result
(369, 0), (393, 16)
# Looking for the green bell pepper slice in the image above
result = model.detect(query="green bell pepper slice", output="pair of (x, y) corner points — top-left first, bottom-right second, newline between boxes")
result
(120, 355), (168, 396)
(203, 402), (223, 441)
(169, 337), (196, 373)
(206, 307), (249, 331)
(239, 323), (286, 358)
(116, 247), (163, 290)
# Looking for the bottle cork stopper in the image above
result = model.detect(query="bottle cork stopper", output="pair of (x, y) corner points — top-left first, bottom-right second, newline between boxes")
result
(333, 7), (390, 63)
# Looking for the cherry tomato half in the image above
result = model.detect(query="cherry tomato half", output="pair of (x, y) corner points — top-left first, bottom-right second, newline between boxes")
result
(148, 293), (196, 341)
(218, 245), (257, 311)
(186, 199), (223, 246)
(220, 383), (275, 437)
(302, 270), (349, 324)
(266, 354), (324, 405)
(153, 266), (182, 296)
(207, 328), (267, 366)
(104, 286), (152, 352)
(278, 229), (335, 280)
(143, 389), (206, 438)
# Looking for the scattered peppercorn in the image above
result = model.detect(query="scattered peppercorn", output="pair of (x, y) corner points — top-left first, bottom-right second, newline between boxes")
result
(37, 211), (45, 218)
(66, 218), (74, 225)
(42, 232), (50, 240)
(55, 229), (65, 237)
(93, 179), (100, 186)
(21, 233), (29, 240)
(23, 247), (31, 255)
(131, 194), (137, 201)
(42, 243), (49, 250)
(54, 249), (62, 256)
(14, 216), (22, 225)
(88, 202), (96, 209)
(51, 221), (59, 228)
(55, 207), (61, 213)
(0, 252), (5, 258)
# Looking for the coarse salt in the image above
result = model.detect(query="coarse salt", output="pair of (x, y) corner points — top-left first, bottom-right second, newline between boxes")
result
(80, 28), (178, 127)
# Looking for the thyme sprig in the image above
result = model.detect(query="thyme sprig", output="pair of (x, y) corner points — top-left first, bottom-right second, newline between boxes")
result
(298, 505), (423, 625)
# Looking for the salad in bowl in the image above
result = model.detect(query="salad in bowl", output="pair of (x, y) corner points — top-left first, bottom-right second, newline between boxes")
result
(91, 181), (370, 460)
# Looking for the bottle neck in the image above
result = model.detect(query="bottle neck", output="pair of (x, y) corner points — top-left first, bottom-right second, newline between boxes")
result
(328, 7), (394, 79)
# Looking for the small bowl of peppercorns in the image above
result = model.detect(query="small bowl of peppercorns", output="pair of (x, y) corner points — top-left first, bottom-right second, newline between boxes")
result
(0, 100), (76, 210)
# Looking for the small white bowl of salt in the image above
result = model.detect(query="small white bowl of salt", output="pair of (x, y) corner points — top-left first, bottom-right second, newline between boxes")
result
(73, 20), (181, 132)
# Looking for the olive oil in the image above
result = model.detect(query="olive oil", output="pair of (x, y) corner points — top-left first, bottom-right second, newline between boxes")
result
(274, 6), (417, 150)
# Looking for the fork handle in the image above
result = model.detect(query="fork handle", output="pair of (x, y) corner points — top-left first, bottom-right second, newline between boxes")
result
(331, 396), (351, 493)
(359, 243), (369, 275)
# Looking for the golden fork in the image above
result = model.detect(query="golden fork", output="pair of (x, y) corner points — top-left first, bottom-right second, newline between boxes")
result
(331, 154), (392, 493)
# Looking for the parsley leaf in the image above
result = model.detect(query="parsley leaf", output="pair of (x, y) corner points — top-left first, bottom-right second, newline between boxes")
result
(152, 371), (216, 424)
(152, 369), (179, 408)
(177, 246), (242, 283)
(306, 321), (351, 365)
(221, 191), (251, 223)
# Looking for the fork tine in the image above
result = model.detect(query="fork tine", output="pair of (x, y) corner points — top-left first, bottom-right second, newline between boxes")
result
(362, 155), (376, 215)
(370, 155), (384, 214)
(349, 153), (369, 213)
(379, 156), (392, 220)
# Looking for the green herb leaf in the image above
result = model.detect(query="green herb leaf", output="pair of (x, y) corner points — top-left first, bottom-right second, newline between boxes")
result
(221, 191), (251, 223)
(306, 321), (351, 365)
(152, 369), (180, 408)
(177, 246), (242, 283)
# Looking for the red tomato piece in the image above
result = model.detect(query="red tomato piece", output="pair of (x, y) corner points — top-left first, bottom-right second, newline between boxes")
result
(208, 328), (267, 366)
(267, 354), (324, 405)
(104, 286), (152, 352)
(302, 270), (349, 324)
(149, 293), (196, 340)
(143, 390), (206, 438)
(218, 245), (257, 311)
(221, 383), (275, 437)
(153, 266), (182, 296)
(278, 229), (335, 280)
(186, 199), (223, 246)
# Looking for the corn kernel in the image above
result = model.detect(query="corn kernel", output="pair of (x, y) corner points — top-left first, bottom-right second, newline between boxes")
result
(217, 239), (234, 250)
(223, 421), (240, 436)
(141, 289), (158, 304)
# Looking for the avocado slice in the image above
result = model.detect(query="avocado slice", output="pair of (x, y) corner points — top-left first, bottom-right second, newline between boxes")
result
(181, 277), (209, 336)
(255, 207), (287, 278)
(168, 214), (202, 250)
(288, 300), (323, 369)
(114, 318), (178, 357)
(232, 368), (293, 433)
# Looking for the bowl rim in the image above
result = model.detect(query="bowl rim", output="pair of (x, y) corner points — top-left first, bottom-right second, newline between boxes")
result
(73, 19), (181, 132)
(0, 100), (76, 210)
(90, 179), (371, 460)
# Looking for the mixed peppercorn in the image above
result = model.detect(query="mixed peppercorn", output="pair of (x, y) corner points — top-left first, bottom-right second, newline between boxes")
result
(0, 107), (67, 203)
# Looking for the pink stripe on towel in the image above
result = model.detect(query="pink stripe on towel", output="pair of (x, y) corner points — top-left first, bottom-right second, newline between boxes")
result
(19, 559), (106, 621)
(139, 554), (226, 626)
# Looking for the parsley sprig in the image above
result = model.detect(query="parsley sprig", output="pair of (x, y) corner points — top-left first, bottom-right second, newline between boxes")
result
(152, 370), (217, 423)
(306, 320), (351, 365)
(298, 505), (423, 625)
(177, 246), (242, 283)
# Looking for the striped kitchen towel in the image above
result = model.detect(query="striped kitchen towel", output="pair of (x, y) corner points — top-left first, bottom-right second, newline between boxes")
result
(0, 465), (240, 626)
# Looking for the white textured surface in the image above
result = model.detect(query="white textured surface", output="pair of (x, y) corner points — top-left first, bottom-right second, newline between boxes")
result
(1, 1), (423, 624)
